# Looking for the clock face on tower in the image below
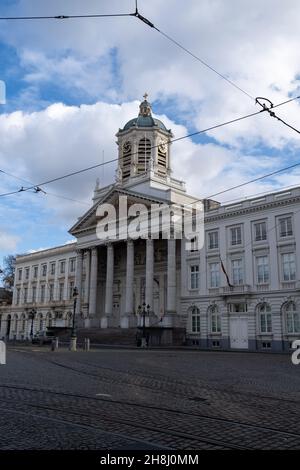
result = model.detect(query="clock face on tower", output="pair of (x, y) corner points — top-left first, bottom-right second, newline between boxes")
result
(123, 141), (132, 153)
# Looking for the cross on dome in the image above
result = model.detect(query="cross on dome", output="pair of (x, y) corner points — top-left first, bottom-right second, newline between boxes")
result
(139, 93), (152, 117)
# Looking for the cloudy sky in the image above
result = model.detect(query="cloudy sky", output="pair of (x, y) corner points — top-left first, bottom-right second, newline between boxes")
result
(0, 0), (300, 263)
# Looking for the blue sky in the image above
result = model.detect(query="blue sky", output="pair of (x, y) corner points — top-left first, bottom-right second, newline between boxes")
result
(0, 0), (300, 267)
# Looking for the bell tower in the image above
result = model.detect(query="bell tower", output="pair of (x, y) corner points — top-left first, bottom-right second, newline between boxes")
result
(116, 94), (173, 185)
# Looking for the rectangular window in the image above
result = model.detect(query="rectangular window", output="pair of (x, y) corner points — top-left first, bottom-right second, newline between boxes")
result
(40, 285), (45, 303)
(69, 281), (74, 300)
(33, 266), (38, 278)
(25, 267), (30, 280)
(59, 283), (64, 301)
(32, 285), (36, 303)
(18, 269), (22, 281)
(228, 303), (247, 313)
(254, 221), (267, 241)
(209, 262), (220, 288)
(282, 253), (296, 281)
(16, 288), (21, 304)
(232, 259), (244, 285)
(60, 260), (66, 274)
(230, 226), (242, 246)
(208, 231), (218, 249)
(49, 283), (54, 301)
(279, 216), (293, 237)
(190, 265), (199, 290)
(24, 287), (28, 303)
(69, 258), (76, 272)
(42, 264), (47, 277)
(257, 256), (269, 284)
(50, 262), (56, 276)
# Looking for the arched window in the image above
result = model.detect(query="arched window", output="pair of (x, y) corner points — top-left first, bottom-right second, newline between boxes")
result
(190, 306), (200, 333)
(285, 302), (300, 334)
(209, 305), (221, 333)
(137, 138), (151, 172)
(258, 303), (272, 333)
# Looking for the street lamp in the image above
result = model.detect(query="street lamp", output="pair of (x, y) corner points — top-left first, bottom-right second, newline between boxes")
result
(29, 308), (36, 342)
(70, 286), (78, 351)
(138, 302), (150, 348)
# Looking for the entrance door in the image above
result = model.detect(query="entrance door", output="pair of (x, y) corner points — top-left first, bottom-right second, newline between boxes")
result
(230, 317), (248, 349)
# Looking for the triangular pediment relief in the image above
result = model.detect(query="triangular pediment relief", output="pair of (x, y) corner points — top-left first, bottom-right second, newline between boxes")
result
(69, 187), (169, 235)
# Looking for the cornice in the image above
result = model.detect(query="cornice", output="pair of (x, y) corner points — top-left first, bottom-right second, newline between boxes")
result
(205, 195), (300, 223)
(16, 243), (77, 262)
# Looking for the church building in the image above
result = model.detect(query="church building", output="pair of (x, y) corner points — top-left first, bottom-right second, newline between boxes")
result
(1, 96), (300, 351)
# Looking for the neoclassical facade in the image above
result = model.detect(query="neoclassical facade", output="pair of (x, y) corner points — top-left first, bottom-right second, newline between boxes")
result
(1, 96), (299, 351)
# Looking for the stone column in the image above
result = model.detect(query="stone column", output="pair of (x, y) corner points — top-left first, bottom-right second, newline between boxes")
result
(75, 250), (84, 315)
(88, 247), (98, 319)
(165, 238), (176, 326)
(84, 250), (91, 305)
(122, 240), (134, 328)
(145, 239), (154, 311)
(104, 243), (114, 325)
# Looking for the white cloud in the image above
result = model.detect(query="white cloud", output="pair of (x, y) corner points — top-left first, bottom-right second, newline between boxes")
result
(0, 99), (290, 219)
(0, 232), (20, 252)
(0, 0), (300, 256)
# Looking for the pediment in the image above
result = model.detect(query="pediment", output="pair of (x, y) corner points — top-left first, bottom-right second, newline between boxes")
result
(69, 187), (168, 236)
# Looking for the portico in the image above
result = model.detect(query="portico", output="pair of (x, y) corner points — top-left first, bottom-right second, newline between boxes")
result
(73, 237), (179, 331)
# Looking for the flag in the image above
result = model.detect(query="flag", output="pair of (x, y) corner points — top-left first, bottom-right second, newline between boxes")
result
(220, 257), (233, 288)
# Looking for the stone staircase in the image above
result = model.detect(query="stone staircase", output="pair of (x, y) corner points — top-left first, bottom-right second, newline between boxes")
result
(55, 327), (186, 347)
(60, 328), (138, 346)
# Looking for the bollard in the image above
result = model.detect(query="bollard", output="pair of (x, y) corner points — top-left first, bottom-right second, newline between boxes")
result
(84, 338), (90, 351)
(51, 337), (59, 351)
(0, 340), (6, 365)
(70, 336), (77, 352)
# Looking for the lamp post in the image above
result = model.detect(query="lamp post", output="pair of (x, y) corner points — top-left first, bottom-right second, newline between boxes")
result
(138, 302), (150, 348)
(29, 308), (36, 342)
(70, 286), (78, 351)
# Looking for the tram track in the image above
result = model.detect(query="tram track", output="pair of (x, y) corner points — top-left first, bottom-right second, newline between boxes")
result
(0, 383), (299, 450)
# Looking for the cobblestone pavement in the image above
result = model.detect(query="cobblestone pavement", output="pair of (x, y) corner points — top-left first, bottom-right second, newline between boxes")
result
(1, 346), (300, 450)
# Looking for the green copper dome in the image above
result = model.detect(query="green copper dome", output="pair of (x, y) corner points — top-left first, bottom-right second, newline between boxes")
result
(122, 94), (168, 132)
(123, 115), (168, 131)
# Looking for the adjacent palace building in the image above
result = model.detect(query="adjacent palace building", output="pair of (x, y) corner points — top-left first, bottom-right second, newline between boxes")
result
(1, 96), (299, 351)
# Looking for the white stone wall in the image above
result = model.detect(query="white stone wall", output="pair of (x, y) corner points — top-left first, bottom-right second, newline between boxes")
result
(181, 188), (300, 351)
